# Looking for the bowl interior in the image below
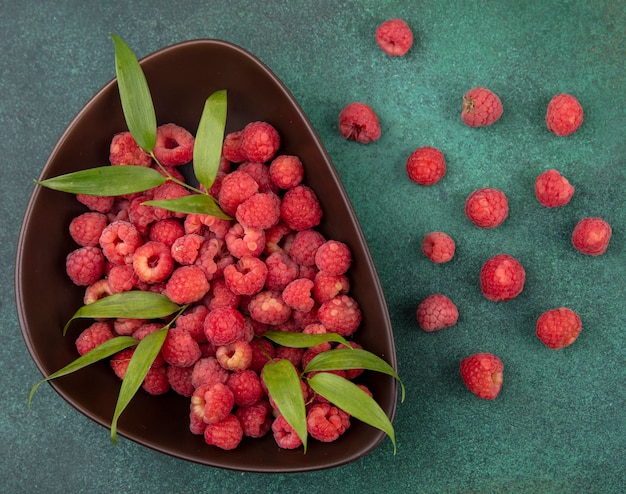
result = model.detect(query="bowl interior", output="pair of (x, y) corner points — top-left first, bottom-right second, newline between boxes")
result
(16, 39), (397, 472)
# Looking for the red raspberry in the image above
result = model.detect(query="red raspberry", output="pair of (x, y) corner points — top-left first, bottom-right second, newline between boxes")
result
(196, 238), (234, 281)
(235, 400), (272, 438)
(203, 414), (244, 450)
(222, 131), (246, 163)
(238, 161), (278, 194)
(461, 87), (503, 127)
(225, 223), (265, 259)
(248, 338), (276, 374)
(77, 194), (114, 213)
(375, 18), (413, 56)
(460, 353), (504, 400)
(307, 403), (351, 442)
(317, 295), (362, 336)
(248, 290), (292, 326)
(216, 340), (252, 371)
(534, 169), (575, 208)
(66, 246), (105, 286)
(204, 307), (246, 346)
(201, 382), (236, 425)
(282, 278), (315, 312)
(235, 192), (281, 230)
(239, 121), (281, 163)
(223, 255), (268, 296)
(83, 279), (113, 305)
(271, 415), (302, 449)
(312, 271), (350, 304)
(280, 185), (323, 231)
(161, 328), (202, 368)
(149, 218), (185, 246)
(218, 170), (259, 217)
(265, 251), (299, 291)
(191, 357), (229, 389)
(75, 321), (114, 355)
(167, 364), (195, 397)
(289, 229), (325, 266)
(204, 277), (241, 311)
(421, 231), (455, 263)
(338, 102), (381, 144)
(184, 213), (231, 239)
(275, 345), (306, 368)
(113, 317), (145, 336)
(571, 217), (612, 256)
(536, 307), (582, 349)
(416, 294), (459, 332)
(405, 146), (446, 186)
(99, 221), (142, 265)
(465, 187), (509, 228)
(263, 221), (294, 256)
(153, 123), (195, 166)
(302, 323), (332, 354)
(546, 94), (584, 136)
(109, 131), (152, 166)
(107, 264), (138, 293)
(142, 366), (170, 395)
(165, 266), (210, 304)
(314, 240), (352, 275)
(269, 155), (304, 189)
(110, 348), (134, 379)
(171, 234), (205, 265)
(175, 304), (208, 343)
(69, 212), (108, 247)
(227, 369), (264, 407)
(151, 181), (190, 220)
(480, 254), (526, 302)
(132, 241), (175, 284)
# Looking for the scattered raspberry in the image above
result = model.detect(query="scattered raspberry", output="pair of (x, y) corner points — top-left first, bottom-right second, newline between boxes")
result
(265, 251), (299, 291)
(534, 169), (575, 208)
(165, 266), (210, 304)
(161, 328), (202, 368)
(461, 87), (503, 127)
(416, 294), (459, 332)
(69, 212), (108, 247)
(191, 357), (229, 389)
(235, 400), (272, 438)
(280, 185), (323, 231)
(109, 131), (152, 166)
(166, 364), (195, 397)
(307, 403), (351, 442)
(460, 353), (504, 400)
(571, 217), (612, 256)
(149, 218), (185, 246)
(239, 121), (281, 163)
(317, 295), (362, 336)
(222, 131), (246, 163)
(312, 271), (350, 304)
(77, 194), (115, 213)
(153, 123), (195, 166)
(421, 231), (455, 263)
(375, 19), (413, 56)
(223, 255), (268, 296)
(66, 246), (105, 286)
(238, 161), (278, 194)
(218, 170), (259, 217)
(338, 102), (381, 143)
(107, 264), (138, 293)
(204, 307), (246, 346)
(480, 254), (526, 302)
(227, 369), (264, 407)
(132, 241), (175, 284)
(282, 278), (315, 312)
(536, 307), (582, 349)
(75, 321), (114, 355)
(269, 155), (304, 189)
(289, 229), (326, 266)
(271, 415), (303, 449)
(405, 146), (446, 186)
(235, 192), (281, 230)
(216, 340), (252, 371)
(171, 234), (205, 265)
(314, 240), (352, 275)
(546, 94), (584, 136)
(248, 290), (292, 326)
(465, 187), (509, 228)
(99, 221), (143, 265)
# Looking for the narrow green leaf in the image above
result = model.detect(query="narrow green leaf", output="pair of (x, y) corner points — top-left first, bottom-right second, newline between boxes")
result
(304, 348), (405, 402)
(262, 359), (308, 452)
(142, 194), (232, 219)
(35, 166), (166, 196)
(263, 330), (351, 349)
(308, 372), (397, 454)
(111, 327), (168, 444)
(194, 90), (227, 191)
(111, 34), (157, 152)
(64, 291), (181, 335)
(28, 336), (138, 409)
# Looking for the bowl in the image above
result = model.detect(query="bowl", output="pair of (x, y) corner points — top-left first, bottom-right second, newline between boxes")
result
(15, 39), (397, 472)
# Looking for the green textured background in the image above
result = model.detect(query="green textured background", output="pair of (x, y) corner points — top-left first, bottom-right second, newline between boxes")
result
(2, 1), (624, 493)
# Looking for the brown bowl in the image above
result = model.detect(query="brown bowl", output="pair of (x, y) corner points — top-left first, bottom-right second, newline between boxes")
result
(15, 39), (397, 472)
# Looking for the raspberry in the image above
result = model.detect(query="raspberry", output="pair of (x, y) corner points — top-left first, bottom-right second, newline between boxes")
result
(248, 338), (276, 374)
(69, 212), (108, 247)
(66, 246), (105, 286)
(149, 218), (185, 246)
(216, 340), (253, 371)
(223, 255), (268, 296)
(99, 221), (142, 265)
(534, 169), (575, 208)
(314, 240), (352, 275)
(132, 323), (163, 344)
(282, 278), (315, 312)
(204, 307), (246, 346)
(289, 229), (326, 266)
(280, 185), (323, 231)
(338, 102), (381, 143)
(292, 304), (320, 328)
(312, 271), (350, 304)
(264, 221), (294, 256)
(265, 251), (299, 291)
(302, 323), (332, 354)
(405, 146), (446, 186)
(239, 121), (280, 163)
(189, 408), (207, 435)
(151, 182), (190, 220)
(546, 94), (584, 136)
(75, 321), (114, 355)
(165, 266), (210, 304)
(271, 415), (303, 449)
(275, 345), (306, 368)
(237, 161), (278, 194)
(416, 294), (458, 332)
(465, 187), (509, 228)
(142, 366), (170, 395)
(461, 87), (503, 127)
(175, 304), (208, 343)
(297, 264), (318, 282)
(191, 357), (229, 389)
(167, 364), (195, 397)
(161, 328), (202, 368)
(201, 383), (236, 425)
(107, 264), (138, 293)
(571, 217), (612, 256)
(128, 195), (159, 235)
(375, 18), (413, 56)
(225, 223), (265, 258)
(205, 277), (241, 311)
(131, 241), (174, 284)
(110, 348), (134, 379)
(235, 400), (272, 438)
(184, 213), (231, 239)
(235, 192), (281, 230)
(269, 155), (304, 189)
(83, 279), (113, 305)
(171, 234), (205, 265)
(109, 131), (152, 166)
(460, 353), (504, 400)
(196, 238), (234, 280)
(248, 290), (292, 325)
(480, 254), (526, 302)
(317, 295), (362, 336)
(421, 231), (455, 263)
(222, 131), (246, 163)
(113, 317), (145, 336)
(153, 123), (195, 166)
(307, 403), (351, 442)
(204, 414), (243, 450)
(536, 307), (582, 349)
(218, 170), (259, 217)
(77, 194), (114, 213)
(227, 369), (264, 407)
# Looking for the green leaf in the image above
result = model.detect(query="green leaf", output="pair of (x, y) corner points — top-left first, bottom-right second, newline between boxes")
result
(111, 34), (157, 152)
(142, 194), (232, 219)
(262, 359), (308, 452)
(28, 336), (138, 409)
(193, 90), (227, 191)
(304, 348), (405, 402)
(64, 291), (181, 335)
(263, 330), (352, 349)
(308, 372), (397, 454)
(111, 327), (168, 444)
(35, 166), (166, 196)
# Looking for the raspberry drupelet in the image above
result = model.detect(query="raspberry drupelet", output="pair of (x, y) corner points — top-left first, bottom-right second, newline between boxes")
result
(461, 87), (503, 127)
(69, 212), (108, 247)
(66, 246), (105, 286)
(338, 102), (381, 144)
(269, 155), (304, 189)
(153, 123), (195, 166)
(465, 188), (509, 228)
(421, 231), (455, 263)
(480, 254), (526, 302)
(132, 241), (175, 284)
(534, 169), (575, 208)
(239, 121), (281, 163)
(416, 294), (459, 332)
(571, 217), (612, 256)
(280, 185), (323, 231)
(375, 19), (413, 56)
(536, 307), (582, 349)
(405, 146), (446, 186)
(546, 94), (584, 136)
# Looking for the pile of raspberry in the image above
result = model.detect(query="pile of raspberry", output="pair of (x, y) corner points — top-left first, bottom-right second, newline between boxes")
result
(67, 121), (367, 451)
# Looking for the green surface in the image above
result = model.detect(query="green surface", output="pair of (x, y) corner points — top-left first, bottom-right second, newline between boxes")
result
(2, 1), (624, 493)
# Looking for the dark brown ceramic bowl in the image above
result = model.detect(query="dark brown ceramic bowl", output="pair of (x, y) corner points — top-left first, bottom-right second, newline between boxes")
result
(16, 39), (397, 472)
